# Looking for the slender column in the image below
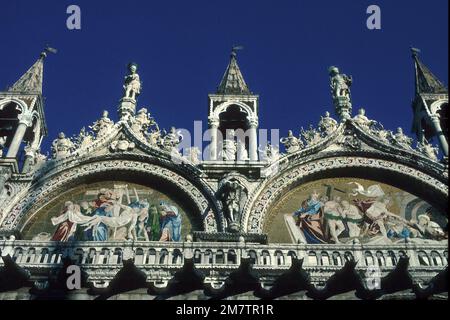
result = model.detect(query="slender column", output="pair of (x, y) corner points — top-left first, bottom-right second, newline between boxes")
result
(199, 252), (205, 265)
(22, 121), (41, 173)
(6, 109), (34, 158)
(208, 118), (219, 160)
(248, 118), (258, 161)
(430, 114), (449, 157)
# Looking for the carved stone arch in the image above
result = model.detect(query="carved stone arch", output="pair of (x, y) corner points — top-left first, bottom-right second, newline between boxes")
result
(429, 99), (448, 115)
(2, 159), (225, 234)
(0, 97), (29, 113)
(242, 156), (448, 233)
(218, 172), (251, 192)
(212, 101), (256, 120)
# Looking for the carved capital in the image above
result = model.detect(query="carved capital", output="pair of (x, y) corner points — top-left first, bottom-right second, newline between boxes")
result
(247, 117), (258, 128)
(430, 113), (441, 123)
(208, 117), (220, 128)
(17, 109), (35, 127)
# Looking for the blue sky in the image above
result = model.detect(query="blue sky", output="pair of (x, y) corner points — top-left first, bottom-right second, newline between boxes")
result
(0, 0), (448, 153)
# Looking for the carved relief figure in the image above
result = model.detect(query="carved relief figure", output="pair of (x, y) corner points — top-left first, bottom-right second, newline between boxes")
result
(318, 111), (338, 135)
(393, 127), (413, 149)
(221, 139), (237, 161)
(237, 140), (249, 161)
(416, 135), (439, 160)
(219, 180), (244, 232)
(204, 210), (217, 233)
(131, 108), (154, 137)
(162, 127), (183, 154)
(301, 125), (322, 146)
(51, 132), (74, 158)
(353, 108), (374, 130)
(280, 130), (303, 153)
(91, 110), (114, 138)
(74, 127), (94, 149)
(260, 143), (280, 162)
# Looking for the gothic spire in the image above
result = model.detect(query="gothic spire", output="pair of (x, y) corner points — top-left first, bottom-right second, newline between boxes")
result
(217, 46), (251, 95)
(411, 48), (447, 95)
(8, 47), (56, 94)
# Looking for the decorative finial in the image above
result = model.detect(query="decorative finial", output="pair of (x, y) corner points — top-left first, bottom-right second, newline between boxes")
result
(411, 46), (421, 57)
(40, 46), (57, 59)
(231, 45), (244, 58)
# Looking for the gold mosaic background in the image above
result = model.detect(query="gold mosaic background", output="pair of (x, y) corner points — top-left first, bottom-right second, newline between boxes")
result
(264, 177), (439, 243)
(21, 181), (192, 240)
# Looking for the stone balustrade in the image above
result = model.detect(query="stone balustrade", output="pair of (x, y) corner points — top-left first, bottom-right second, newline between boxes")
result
(1, 239), (447, 285)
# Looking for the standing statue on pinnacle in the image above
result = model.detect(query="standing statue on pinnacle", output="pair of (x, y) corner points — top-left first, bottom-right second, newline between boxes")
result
(123, 62), (141, 100)
(329, 66), (353, 120)
(329, 66), (352, 99)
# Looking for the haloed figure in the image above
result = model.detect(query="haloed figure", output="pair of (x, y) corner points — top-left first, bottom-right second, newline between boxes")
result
(159, 201), (182, 241)
(51, 201), (77, 242)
